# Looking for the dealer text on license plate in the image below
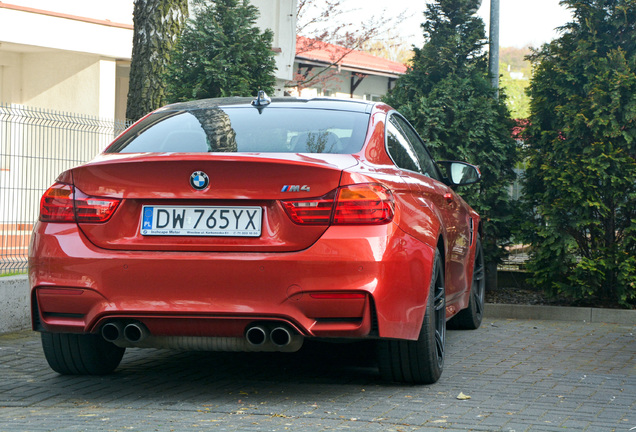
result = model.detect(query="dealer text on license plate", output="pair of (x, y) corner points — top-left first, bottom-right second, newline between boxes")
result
(140, 206), (262, 237)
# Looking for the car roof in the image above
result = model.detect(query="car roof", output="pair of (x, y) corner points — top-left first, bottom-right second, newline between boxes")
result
(158, 96), (378, 114)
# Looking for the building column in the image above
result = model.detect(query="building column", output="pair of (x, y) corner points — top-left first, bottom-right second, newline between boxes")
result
(98, 59), (117, 120)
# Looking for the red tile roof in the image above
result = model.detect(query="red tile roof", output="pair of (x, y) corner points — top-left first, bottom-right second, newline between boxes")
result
(295, 36), (407, 76)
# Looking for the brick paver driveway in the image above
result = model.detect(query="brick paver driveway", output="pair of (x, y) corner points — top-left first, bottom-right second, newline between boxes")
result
(1, 319), (634, 431)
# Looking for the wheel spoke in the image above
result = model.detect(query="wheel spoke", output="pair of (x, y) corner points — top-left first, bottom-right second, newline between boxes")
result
(474, 289), (484, 315)
(473, 265), (485, 281)
(434, 286), (444, 310)
(472, 246), (485, 318)
(435, 330), (444, 358)
(432, 258), (446, 368)
(473, 251), (485, 281)
(433, 265), (445, 310)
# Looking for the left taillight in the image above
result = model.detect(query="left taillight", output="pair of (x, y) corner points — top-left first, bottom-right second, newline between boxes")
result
(40, 182), (120, 223)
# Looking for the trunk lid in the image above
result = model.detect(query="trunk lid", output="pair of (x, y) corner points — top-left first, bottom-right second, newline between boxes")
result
(72, 153), (358, 252)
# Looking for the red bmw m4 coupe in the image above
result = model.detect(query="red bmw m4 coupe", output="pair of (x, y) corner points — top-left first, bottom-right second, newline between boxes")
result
(29, 93), (484, 384)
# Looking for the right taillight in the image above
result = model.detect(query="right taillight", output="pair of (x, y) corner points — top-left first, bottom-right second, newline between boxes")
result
(333, 184), (394, 225)
(282, 184), (394, 226)
(40, 182), (120, 223)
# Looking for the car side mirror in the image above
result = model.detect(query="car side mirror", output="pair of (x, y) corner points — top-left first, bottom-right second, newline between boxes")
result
(437, 161), (481, 186)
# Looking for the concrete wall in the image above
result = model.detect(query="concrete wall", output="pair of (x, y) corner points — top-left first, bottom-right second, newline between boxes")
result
(0, 275), (30, 334)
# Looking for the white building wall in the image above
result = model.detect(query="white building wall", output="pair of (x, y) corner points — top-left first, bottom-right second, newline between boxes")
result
(252, 0), (297, 95)
(294, 68), (396, 101)
(98, 60), (117, 120)
(353, 74), (391, 101)
(1, 49), (126, 120)
(0, 52), (22, 103)
(1, 0), (298, 110)
(20, 52), (100, 115)
(115, 63), (130, 122)
(0, 6), (133, 60)
(0, 1), (133, 119)
(1, 0), (133, 24)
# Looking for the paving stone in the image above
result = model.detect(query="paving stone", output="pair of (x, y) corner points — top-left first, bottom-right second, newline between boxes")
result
(0, 320), (634, 431)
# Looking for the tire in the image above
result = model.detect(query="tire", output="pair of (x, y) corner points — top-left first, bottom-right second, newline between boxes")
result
(377, 249), (445, 384)
(41, 332), (125, 375)
(448, 238), (485, 330)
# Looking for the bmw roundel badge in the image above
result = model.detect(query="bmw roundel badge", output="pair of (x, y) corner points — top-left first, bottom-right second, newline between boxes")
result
(190, 171), (209, 190)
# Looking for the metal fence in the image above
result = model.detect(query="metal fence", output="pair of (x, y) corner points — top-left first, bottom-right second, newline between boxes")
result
(0, 104), (129, 274)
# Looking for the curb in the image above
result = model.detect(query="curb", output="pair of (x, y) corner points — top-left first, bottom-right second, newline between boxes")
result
(0, 275), (30, 334)
(484, 303), (636, 325)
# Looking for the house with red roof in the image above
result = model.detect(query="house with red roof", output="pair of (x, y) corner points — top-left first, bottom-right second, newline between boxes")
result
(291, 36), (407, 100)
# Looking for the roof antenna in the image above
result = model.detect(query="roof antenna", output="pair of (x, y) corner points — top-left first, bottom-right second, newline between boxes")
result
(251, 90), (271, 113)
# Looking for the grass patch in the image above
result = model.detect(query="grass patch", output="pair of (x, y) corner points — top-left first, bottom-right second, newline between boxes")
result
(0, 271), (27, 277)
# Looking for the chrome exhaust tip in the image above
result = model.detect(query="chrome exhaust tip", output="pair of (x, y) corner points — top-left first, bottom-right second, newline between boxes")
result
(123, 322), (149, 343)
(245, 325), (268, 346)
(101, 322), (124, 343)
(270, 326), (292, 347)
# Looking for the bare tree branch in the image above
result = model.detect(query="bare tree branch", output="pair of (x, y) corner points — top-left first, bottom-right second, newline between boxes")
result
(289, 0), (407, 92)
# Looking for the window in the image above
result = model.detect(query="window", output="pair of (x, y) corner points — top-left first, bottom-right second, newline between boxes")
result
(106, 107), (370, 155)
(390, 115), (441, 181)
(386, 119), (421, 172)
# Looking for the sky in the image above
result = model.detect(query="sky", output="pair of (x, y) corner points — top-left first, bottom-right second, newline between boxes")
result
(477, 0), (573, 48)
(16, 0), (573, 49)
(341, 0), (574, 49)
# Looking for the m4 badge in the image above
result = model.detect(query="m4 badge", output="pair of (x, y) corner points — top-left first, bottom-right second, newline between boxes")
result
(281, 185), (311, 192)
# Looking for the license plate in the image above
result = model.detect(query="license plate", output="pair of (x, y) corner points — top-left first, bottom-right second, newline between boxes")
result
(140, 206), (262, 237)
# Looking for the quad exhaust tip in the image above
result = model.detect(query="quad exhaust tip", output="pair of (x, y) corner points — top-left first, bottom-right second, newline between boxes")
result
(102, 321), (301, 352)
(102, 321), (150, 344)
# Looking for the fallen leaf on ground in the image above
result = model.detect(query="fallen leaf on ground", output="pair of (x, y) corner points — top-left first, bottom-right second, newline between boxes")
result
(456, 392), (471, 400)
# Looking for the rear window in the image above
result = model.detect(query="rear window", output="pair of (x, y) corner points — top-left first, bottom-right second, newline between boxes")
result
(106, 107), (370, 154)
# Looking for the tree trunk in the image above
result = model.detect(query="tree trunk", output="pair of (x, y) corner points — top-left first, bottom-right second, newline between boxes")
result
(126, 0), (188, 121)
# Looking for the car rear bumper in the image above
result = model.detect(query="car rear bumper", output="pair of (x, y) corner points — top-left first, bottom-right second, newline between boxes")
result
(29, 221), (435, 341)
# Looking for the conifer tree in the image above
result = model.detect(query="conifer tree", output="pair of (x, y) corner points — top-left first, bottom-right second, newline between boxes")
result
(165, 0), (276, 102)
(385, 0), (518, 278)
(126, 0), (188, 121)
(522, 0), (636, 306)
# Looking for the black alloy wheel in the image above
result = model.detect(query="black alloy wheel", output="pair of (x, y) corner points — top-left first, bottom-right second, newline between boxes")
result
(448, 238), (485, 330)
(377, 249), (445, 384)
